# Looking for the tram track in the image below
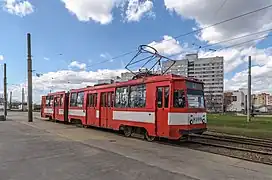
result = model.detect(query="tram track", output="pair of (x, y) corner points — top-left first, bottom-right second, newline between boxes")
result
(186, 133), (272, 166)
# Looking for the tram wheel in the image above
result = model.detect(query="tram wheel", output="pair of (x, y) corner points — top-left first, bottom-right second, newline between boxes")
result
(123, 126), (132, 137)
(144, 131), (156, 142)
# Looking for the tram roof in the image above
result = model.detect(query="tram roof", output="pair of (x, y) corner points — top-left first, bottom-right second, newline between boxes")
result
(68, 74), (203, 92)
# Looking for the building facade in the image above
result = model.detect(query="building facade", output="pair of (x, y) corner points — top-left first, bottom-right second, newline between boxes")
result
(163, 54), (224, 112)
(224, 90), (245, 112)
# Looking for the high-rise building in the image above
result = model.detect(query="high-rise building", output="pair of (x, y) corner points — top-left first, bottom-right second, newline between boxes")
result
(163, 54), (224, 112)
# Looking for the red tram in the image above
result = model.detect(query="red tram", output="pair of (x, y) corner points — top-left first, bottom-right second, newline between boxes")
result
(41, 74), (207, 141)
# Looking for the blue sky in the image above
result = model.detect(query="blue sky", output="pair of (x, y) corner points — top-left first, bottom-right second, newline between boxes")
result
(0, 0), (271, 101)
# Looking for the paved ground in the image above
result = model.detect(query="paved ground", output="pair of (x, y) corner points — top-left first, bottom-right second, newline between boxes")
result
(1, 112), (272, 180)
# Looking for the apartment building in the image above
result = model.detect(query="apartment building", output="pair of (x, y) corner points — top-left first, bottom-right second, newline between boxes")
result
(163, 54), (224, 112)
(224, 90), (245, 112)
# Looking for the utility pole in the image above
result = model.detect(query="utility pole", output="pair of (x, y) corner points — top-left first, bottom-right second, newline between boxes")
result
(9, 91), (12, 109)
(27, 33), (33, 122)
(22, 88), (25, 111)
(4, 63), (7, 118)
(247, 56), (251, 122)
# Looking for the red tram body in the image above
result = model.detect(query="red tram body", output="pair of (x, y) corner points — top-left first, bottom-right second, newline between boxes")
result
(41, 91), (69, 122)
(41, 74), (207, 140)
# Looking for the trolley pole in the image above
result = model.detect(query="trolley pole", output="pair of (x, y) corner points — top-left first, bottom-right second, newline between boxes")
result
(22, 88), (25, 111)
(4, 63), (7, 118)
(9, 91), (12, 110)
(247, 56), (251, 122)
(27, 33), (33, 122)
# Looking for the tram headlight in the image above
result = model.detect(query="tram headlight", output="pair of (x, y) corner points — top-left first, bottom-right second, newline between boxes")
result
(190, 120), (193, 124)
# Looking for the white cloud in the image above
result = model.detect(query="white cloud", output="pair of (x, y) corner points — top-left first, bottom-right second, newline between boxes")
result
(61, 0), (120, 24)
(0, 55), (4, 61)
(125, 0), (154, 22)
(199, 46), (272, 73)
(225, 62), (272, 93)
(44, 57), (50, 61)
(9, 69), (126, 103)
(4, 0), (34, 17)
(68, 61), (86, 70)
(164, 0), (272, 44)
(148, 35), (189, 56)
(61, 0), (154, 24)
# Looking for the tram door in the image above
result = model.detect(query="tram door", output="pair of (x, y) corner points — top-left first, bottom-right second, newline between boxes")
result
(156, 86), (170, 137)
(100, 92), (114, 128)
(86, 93), (98, 126)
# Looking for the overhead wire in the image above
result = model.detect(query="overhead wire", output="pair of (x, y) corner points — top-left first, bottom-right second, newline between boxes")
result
(195, 34), (272, 57)
(214, 0), (228, 17)
(194, 28), (272, 50)
(83, 4), (272, 68)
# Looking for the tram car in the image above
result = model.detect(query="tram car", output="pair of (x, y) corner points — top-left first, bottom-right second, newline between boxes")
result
(41, 74), (207, 141)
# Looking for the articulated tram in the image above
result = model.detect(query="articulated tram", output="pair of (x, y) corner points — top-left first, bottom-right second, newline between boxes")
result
(41, 74), (207, 141)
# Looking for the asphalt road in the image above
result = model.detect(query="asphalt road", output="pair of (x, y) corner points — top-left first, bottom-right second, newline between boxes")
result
(0, 113), (194, 180)
(1, 111), (271, 180)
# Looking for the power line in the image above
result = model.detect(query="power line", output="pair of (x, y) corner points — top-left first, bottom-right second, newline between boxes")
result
(86, 50), (137, 68)
(168, 34), (272, 59)
(173, 4), (272, 40)
(201, 34), (272, 57)
(214, 0), (228, 17)
(198, 28), (272, 49)
(61, 4), (272, 70)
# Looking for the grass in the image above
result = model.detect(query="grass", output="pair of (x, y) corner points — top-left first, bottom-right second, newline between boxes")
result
(207, 114), (272, 139)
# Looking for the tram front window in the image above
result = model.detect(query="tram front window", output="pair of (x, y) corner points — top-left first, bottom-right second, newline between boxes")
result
(173, 90), (186, 108)
(187, 89), (205, 108)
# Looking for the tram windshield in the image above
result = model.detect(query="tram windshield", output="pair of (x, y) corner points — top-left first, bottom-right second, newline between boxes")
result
(187, 89), (205, 108)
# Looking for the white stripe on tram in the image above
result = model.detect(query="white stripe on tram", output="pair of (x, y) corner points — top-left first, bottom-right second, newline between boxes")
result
(68, 109), (85, 116)
(168, 112), (207, 125)
(58, 109), (64, 115)
(96, 110), (99, 118)
(113, 111), (155, 124)
(168, 113), (188, 125)
(44, 108), (53, 114)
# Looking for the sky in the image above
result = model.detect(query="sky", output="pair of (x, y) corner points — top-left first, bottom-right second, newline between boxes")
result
(0, 0), (271, 103)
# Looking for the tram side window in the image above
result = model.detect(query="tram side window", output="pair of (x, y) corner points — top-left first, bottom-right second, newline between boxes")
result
(164, 87), (169, 108)
(115, 87), (129, 108)
(107, 92), (114, 107)
(157, 87), (163, 108)
(46, 96), (53, 107)
(88, 93), (97, 107)
(70, 93), (77, 107)
(101, 93), (107, 107)
(77, 92), (84, 107)
(129, 84), (146, 108)
(46, 96), (50, 107)
(174, 90), (186, 108)
(60, 95), (63, 106)
(88, 94), (93, 107)
(55, 98), (59, 107)
(50, 96), (54, 107)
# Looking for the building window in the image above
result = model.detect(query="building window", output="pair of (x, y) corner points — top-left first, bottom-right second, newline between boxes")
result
(129, 84), (146, 108)
(115, 87), (129, 108)
(232, 96), (237, 102)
